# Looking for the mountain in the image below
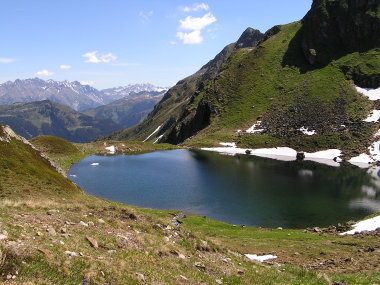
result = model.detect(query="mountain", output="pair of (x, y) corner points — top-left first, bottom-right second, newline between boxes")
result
(83, 90), (166, 129)
(0, 100), (122, 142)
(105, 0), (380, 160)
(0, 78), (105, 111)
(101, 83), (169, 103)
(0, 79), (169, 111)
(104, 27), (264, 142)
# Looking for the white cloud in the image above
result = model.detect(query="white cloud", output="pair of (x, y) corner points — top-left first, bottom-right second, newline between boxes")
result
(183, 3), (210, 12)
(179, 12), (216, 31)
(80, 80), (95, 86)
(176, 31), (203, 45)
(60, 65), (71, 70)
(36, 70), (54, 76)
(0, 58), (15, 63)
(139, 10), (153, 23)
(176, 12), (216, 45)
(83, 51), (117, 63)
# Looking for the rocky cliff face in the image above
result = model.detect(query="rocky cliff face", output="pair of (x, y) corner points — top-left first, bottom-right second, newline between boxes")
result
(234, 27), (264, 49)
(301, 0), (380, 69)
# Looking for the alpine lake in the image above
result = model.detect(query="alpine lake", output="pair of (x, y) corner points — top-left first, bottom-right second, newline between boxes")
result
(68, 149), (380, 229)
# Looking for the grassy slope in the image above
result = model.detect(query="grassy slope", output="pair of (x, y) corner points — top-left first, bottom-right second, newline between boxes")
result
(0, 131), (379, 284)
(185, 22), (379, 159)
(0, 127), (81, 201)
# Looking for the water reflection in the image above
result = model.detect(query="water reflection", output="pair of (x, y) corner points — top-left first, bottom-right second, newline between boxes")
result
(68, 149), (380, 228)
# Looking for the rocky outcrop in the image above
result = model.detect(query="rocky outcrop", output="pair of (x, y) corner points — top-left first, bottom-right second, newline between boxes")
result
(166, 100), (212, 144)
(301, 0), (380, 66)
(234, 27), (264, 49)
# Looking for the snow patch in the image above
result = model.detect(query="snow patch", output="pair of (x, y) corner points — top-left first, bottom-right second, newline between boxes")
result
(153, 135), (164, 144)
(220, 142), (236, 147)
(246, 121), (264, 134)
(304, 149), (341, 160)
(349, 154), (373, 167)
(143, 125), (162, 142)
(298, 127), (316, 136)
(245, 254), (277, 262)
(364, 110), (380, 122)
(90, 163), (99, 166)
(349, 140), (380, 167)
(340, 215), (380, 235)
(356, 86), (380, 101)
(251, 147), (297, 160)
(105, 145), (115, 154)
(202, 145), (343, 166)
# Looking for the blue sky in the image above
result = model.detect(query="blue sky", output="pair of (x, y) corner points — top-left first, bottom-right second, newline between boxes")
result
(0, 0), (312, 89)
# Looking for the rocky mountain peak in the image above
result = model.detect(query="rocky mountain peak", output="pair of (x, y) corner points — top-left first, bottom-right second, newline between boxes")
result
(234, 27), (264, 49)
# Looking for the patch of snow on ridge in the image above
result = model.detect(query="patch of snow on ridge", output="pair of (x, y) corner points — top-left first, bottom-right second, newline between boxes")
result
(356, 85), (380, 101)
(340, 215), (380, 235)
(143, 125), (162, 142)
(246, 121), (264, 134)
(364, 110), (380, 122)
(298, 127), (316, 136)
(153, 135), (164, 144)
(105, 145), (115, 154)
(245, 254), (277, 262)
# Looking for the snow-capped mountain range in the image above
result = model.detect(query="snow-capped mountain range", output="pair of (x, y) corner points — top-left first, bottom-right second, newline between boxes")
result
(0, 78), (169, 111)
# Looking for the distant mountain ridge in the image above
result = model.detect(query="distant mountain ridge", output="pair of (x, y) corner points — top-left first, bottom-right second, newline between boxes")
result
(0, 78), (169, 111)
(0, 100), (122, 142)
(83, 90), (166, 129)
(102, 83), (169, 103)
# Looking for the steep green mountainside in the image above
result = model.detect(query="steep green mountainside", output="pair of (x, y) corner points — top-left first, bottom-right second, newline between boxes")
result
(104, 27), (264, 142)
(107, 0), (379, 160)
(0, 100), (122, 143)
(83, 90), (165, 129)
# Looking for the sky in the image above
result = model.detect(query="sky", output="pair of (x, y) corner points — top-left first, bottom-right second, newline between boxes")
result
(0, 0), (312, 90)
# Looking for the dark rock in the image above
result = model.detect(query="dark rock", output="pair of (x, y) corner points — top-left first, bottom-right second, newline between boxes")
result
(300, 0), (380, 67)
(297, 152), (305, 160)
(235, 27), (265, 49)
(366, 246), (375, 252)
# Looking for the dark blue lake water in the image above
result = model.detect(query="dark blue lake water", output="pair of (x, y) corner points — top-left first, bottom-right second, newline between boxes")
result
(67, 149), (380, 228)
